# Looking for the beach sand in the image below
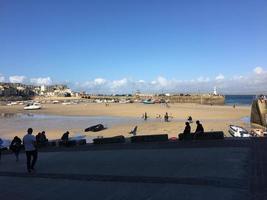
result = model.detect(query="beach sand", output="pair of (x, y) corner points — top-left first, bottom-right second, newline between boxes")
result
(0, 103), (250, 140)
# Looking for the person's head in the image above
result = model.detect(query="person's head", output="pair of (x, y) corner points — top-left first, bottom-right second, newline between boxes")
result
(196, 120), (200, 125)
(66, 131), (69, 135)
(14, 136), (18, 140)
(42, 131), (45, 135)
(27, 128), (33, 134)
(185, 122), (189, 126)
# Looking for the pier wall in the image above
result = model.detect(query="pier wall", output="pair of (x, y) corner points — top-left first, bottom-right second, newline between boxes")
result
(88, 95), (225, 105)
(161, 95), (225, 105)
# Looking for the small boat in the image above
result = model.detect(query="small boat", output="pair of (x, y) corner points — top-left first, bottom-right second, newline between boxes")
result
(85, 124), (106, 132)
(228, 125), (251, 137)
(143, 99), (155, 104)
(24, 103), (41, 110)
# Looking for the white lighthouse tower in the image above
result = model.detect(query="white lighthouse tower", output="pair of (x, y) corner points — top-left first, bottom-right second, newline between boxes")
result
(213, 86), (217, 96)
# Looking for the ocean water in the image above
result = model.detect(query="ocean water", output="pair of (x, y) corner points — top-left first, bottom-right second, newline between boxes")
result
(225, 95), (256, 106)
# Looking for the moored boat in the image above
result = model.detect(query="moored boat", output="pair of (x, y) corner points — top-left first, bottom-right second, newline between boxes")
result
(228, 125), (251, 137)
(24, 103), (41, 110)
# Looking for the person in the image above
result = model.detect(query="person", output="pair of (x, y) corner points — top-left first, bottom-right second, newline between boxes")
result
(23, 128), (38, 173)
(188, 116), (193, 123)
(40, 131), (48, 146)
(0, 138), (3, 161)
(144, 112), (148, 121)
(195, 120), (204, 134)
(36, 132), (42, 145)
(183, 122), (191, 135)
(164, 112), (169, 122)
(61, 131), (69, 146)
(10, 136), (22, 161)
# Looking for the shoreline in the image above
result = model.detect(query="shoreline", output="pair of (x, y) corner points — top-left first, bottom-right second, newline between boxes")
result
(0, 103), (251, 140)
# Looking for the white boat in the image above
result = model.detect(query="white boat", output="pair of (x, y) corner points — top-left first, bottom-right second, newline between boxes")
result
(229, 125), (251, 137)
(24, 103), (41, 110)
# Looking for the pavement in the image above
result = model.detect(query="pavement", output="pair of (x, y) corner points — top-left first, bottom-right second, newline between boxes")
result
(0, 138), (266, 200)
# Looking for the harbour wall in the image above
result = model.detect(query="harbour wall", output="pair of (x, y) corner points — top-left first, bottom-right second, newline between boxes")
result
(88, 95), (225, 105)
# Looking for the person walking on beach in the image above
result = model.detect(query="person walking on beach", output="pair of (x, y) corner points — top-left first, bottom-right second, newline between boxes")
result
(144, 112), (148, 121)
(164, 112), (169, 122)
(23, 128), (38, 173)
(195, 120), (204, 134)
(10, 136), (22, 161)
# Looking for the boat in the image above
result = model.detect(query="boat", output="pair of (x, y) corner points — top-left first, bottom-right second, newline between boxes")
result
(84, 124), (106, 132)
(228, 125), (251, 137)
(143, 99), (155, 104)
(24, 103), (41, 110)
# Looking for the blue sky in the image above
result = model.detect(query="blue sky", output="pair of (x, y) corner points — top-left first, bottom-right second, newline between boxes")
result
(0, 0), (267, 93)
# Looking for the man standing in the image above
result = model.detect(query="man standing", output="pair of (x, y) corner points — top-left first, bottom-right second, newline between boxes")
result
(23, 128), (38, 173)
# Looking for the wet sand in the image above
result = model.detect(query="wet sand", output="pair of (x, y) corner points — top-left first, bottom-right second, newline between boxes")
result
(0, 103), (250, 140)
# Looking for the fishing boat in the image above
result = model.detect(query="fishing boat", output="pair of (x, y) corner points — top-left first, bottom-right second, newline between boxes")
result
(228, 125), (251, 137)
(143, 99), (155, 104)
(24, 103), (41, 110)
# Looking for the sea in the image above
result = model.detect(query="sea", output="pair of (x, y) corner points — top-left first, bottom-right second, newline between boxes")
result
(225, 95), (256, 106)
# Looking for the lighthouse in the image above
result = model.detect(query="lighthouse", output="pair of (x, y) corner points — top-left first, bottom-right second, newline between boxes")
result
(213, 86), (217, 95)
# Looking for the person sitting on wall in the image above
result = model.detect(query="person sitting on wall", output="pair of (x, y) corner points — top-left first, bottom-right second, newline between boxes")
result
(61, 131), (70, 146)
(183, 122), (191, 135)
(195, 120), (204, 134)
(40, 131), (48, 145)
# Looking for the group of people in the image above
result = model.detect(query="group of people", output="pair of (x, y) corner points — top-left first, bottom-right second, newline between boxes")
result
(36, 131), (48, 146)
(0, 128), (73, 173)
(183, 120), (204, 135)
(142, 112), (171, 122)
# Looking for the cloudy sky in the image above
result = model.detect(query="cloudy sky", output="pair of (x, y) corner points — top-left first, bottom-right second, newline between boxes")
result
(0, 0), (267, 94)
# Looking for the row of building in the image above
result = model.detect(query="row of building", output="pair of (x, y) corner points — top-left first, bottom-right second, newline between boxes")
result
(0, 83), (76, 98)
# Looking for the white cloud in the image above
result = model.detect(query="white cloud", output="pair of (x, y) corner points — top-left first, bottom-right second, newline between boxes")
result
(0, 74), (5, 82)
(75, 67), (267, 94)
(254, 66), (265, 75)
(197, 77), (210, 82)
(9, 75), (26, 83)
(215, 74), (225, 81)
(94, 78), (106, 85)
(111, 78), (128, 88)
(30, 77), (52, 85)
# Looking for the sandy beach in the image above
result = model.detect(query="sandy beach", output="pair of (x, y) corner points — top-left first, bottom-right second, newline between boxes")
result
(0, 103), (251, 140)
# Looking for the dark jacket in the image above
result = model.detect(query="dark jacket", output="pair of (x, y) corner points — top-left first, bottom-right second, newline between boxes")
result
(195, 124), (204, 133)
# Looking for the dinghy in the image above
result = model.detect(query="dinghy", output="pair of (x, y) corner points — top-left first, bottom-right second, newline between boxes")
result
(85, 124), (105, 132)
(228, 125), (251, 137)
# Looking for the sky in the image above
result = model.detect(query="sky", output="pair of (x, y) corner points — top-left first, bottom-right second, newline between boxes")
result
(0, 0), (267, 94)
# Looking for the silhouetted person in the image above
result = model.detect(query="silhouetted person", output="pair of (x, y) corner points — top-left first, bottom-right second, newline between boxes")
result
(61, 131), (69, 146)
(36, 132), (42, 145)
(183, 122), (191, 135)
(0, 138), (3, 161)
(188, 116), (193, 123)
(23, 128), (38, 173)
(195, 120), (204, 134)
(10, 136), (22, 161)
(144, 112), (148, 121)
(164, 112), (169, 122)
(40, 131), (48, 146)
